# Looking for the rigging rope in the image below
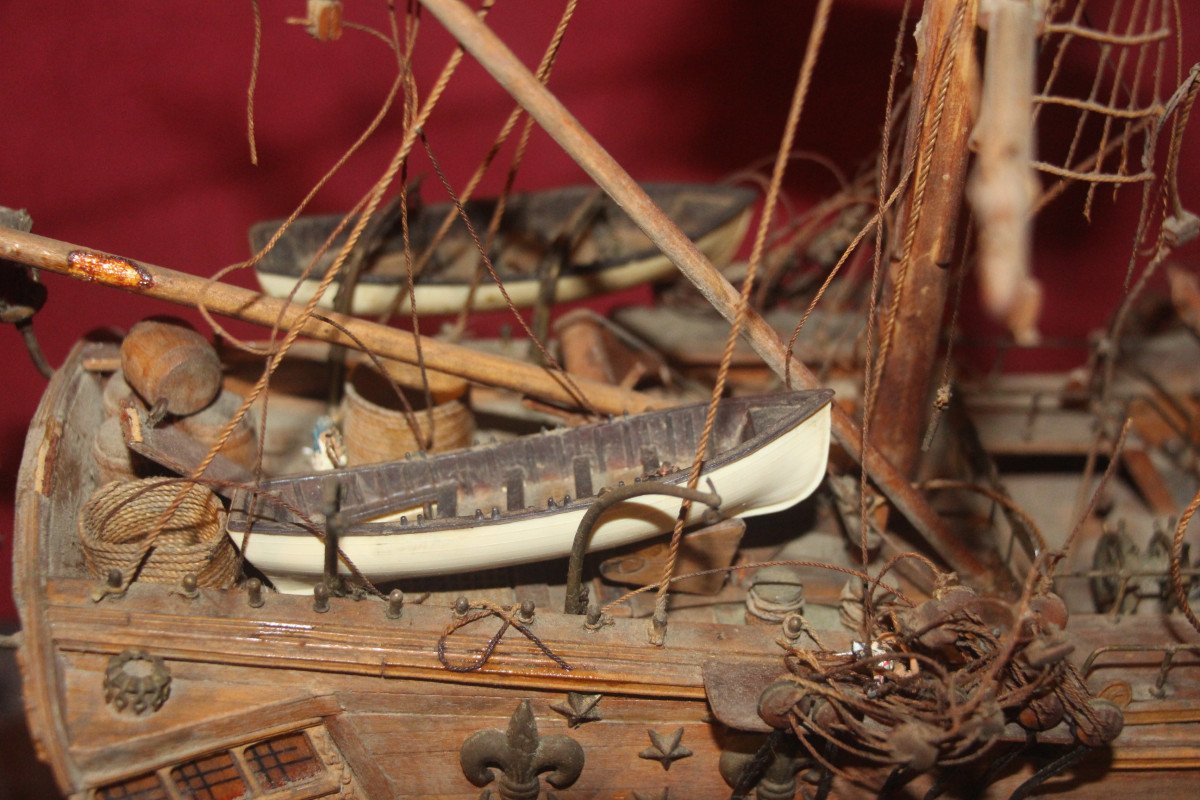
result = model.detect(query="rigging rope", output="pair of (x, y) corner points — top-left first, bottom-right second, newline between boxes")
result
(143, 3), (494, 592)
(418, 129), (599, 415)
(377, 0), (582, 328)
(650, 0), (836, 640)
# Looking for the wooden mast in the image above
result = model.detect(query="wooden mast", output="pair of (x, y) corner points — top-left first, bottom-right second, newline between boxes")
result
(868, 0), (979, 480)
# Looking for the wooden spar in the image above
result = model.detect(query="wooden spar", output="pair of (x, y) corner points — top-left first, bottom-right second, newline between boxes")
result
(0, 227), (667, 416)
(869, 0), (977, 479)
(417, 0), (993, 585)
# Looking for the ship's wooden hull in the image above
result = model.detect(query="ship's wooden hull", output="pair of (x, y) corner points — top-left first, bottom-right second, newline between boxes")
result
(13, 342), (1200, 799)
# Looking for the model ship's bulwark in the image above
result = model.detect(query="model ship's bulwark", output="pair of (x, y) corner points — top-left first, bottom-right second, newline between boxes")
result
(228, 390), (832, 592)
(251, 182), (756, 315)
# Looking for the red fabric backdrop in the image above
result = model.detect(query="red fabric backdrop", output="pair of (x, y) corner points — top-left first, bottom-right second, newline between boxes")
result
(2, 1), (1198, 623)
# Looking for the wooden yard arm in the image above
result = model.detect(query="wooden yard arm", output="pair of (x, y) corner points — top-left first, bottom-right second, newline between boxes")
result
(0, 226), (668, 417)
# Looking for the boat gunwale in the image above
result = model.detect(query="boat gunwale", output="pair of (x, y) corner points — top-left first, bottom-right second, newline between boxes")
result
(12, 341), (97, 791)
(225, 388), (834, 538)
(249, 182), (757, 286)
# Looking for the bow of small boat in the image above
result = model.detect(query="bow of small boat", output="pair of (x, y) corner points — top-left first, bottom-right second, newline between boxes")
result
(716, 391), (834, 519)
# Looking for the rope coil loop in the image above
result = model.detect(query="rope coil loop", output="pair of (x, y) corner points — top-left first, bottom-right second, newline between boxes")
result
(79, 479), (237, 592)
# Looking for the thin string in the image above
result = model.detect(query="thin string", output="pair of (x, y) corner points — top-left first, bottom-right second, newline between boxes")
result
(783, 164), (912, 389)
(138, 3), (490, 588)
(650, 0), (836, 634)
(247, 0), (262, 165)
(377, 0), (581, 327)
(198, 67), (403, 352)
(1032, 116), (1155, 214)
(1075, 67), (1198, 509)
(1083, 0), (1152, 219)
(1170, 484), (1200, 635)
(1060, 0), (1127, 217)
(449, 0), (581, 334)
(868, 0), (968, 417)
(857, 0), (913, 636)
(1033, 0), (1091, 133)
(398, 4), (436, 450)
(437, 600), (572, 672)
(418, 129), (598, 415)
(1113, 0), (1167, 202)
(919, 478), (1048, 554)
(920, 216), (972, 452)
(311, 312), (426, 444)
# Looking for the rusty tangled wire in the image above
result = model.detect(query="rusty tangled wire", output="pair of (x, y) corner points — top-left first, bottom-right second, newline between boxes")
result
(771, 582), (1124, 785)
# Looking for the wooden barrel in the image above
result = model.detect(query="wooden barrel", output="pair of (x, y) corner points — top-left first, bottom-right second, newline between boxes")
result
(101, 370), (142, 418)
(120, 318), (222, 416)
(341, 364), (473, 466)
(174, 389), (258, 468)
(92, 416), (157, 485)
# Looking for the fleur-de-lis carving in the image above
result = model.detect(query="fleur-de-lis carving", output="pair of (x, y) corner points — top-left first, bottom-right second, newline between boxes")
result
(460, 700), (585, 800)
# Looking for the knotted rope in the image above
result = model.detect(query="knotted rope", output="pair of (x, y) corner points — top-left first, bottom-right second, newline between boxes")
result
(437, 600), (571, 673)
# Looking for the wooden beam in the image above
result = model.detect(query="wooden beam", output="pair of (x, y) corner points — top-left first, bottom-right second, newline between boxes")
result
(869, 0), (978, 479)
(0, 227), (667, 416)
(417, 0), (993, 586)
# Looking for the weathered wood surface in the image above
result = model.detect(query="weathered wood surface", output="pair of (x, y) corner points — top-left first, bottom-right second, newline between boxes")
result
(45, 639), (1200, 798)
(43, 577), (784, 699)
(33, 566), (1200, 790)
(13, 341), (90, 789)
(869, 0), (977, 479)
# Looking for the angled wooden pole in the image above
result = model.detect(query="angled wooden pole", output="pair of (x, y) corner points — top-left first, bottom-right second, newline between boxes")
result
(0, 227), (668, 416)
(418, 0), (994, 586)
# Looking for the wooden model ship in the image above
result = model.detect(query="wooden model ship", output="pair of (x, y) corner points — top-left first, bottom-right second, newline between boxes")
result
(3, 0), (1200, 798)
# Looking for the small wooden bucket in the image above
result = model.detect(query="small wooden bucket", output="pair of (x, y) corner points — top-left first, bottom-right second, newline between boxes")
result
(341, 363), (473, 466)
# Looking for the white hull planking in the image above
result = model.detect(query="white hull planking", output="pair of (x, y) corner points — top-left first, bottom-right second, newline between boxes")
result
(242, 403), (830, 594)
(254, 215), (749, 316)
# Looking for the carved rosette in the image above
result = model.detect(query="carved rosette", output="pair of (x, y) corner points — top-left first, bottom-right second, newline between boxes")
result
(103, 650), (170, 715)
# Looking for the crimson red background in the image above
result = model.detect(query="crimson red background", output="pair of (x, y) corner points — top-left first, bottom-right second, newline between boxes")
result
(2, 1), (1198, 626)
